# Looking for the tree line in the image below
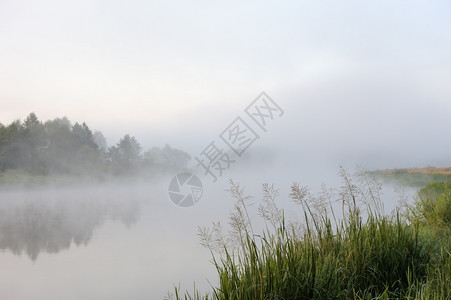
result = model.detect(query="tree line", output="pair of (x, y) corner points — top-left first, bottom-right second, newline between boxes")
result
(0, 113), (191, 177)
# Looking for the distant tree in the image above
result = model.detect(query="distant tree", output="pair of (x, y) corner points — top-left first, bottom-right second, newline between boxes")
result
(0, 120), (24, 170)
(42, 118), (102, 175)
(93, 131), (107, 151)
(43, 117), (73, 173)
(72, 122), (97, 149)
(108, 134), (142, 174)
(143, 144), (191, 171)
(22, 113), (46, 173)
(144, 146), (167, 167)
(24, 112), (39, 128)
(0, 113), (192, 179)
(161, 144), (191, 169)
(70, 122), (102, 175)
(117, 134), (141, 162)
(0, 123), (7, 171)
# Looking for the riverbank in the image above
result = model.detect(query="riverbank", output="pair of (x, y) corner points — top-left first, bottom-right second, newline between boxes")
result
(370, 167), (451, 187)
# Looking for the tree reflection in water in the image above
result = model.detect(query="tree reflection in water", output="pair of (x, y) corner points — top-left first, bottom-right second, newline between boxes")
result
(0, 185), (143, 260)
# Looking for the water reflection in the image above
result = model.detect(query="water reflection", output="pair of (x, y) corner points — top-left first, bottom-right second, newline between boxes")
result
(0, 185), (143, 260)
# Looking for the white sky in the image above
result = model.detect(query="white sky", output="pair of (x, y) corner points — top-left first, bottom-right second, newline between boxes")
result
(1, 0), (450, 168)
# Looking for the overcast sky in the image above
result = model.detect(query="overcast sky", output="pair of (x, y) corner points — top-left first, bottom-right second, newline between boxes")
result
(1, 0), (450, 170)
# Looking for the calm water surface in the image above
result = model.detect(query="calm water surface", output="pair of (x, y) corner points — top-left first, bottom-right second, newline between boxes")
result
(0, 168), (417, 299)
(0, 181), (221, 300)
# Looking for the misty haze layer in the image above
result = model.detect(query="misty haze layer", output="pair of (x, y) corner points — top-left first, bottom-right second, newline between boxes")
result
(0, 0), (450, 299)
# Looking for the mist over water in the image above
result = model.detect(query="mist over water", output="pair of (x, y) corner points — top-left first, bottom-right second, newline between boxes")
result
(0, 96), (431, 298)
(0, 158), (419, 299)
(0, 180), (215, 299)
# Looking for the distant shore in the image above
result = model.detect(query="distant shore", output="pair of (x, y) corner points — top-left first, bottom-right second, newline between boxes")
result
(370, 167), (451, 187)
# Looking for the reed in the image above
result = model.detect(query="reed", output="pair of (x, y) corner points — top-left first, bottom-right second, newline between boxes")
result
(173, 168), (450, 299)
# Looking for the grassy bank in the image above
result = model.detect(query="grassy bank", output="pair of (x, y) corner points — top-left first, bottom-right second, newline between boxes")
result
(171, 168), (451, 299)
(370, 167), (451, 187)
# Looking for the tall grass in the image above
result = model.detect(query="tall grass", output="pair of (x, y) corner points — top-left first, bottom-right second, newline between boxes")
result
(408, 181), (451, 239)
(402, 181), (451, 299)
(172, 168), (450, 299)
